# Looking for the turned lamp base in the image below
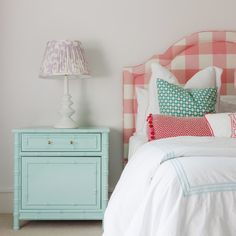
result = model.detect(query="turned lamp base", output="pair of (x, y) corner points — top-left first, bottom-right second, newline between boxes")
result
(54, 76), (78, 129)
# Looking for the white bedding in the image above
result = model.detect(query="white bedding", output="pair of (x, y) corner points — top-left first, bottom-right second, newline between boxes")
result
(103, 137), (236, 236)
(128, 134), (148, 160)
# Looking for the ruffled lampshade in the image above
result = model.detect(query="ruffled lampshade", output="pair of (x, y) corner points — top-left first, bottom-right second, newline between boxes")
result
(39, 40), (90, 78)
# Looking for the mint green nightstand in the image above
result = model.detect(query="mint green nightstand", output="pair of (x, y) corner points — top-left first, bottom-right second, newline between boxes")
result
(13, 127), (109, 230)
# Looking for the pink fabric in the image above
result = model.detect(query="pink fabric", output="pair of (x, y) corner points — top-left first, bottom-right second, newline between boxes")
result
(123, 31), (236, 163)
(146, 114), (212, 141)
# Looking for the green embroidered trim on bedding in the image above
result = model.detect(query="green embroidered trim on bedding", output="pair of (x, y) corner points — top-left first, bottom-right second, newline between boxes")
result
(171, 159), (236, 196)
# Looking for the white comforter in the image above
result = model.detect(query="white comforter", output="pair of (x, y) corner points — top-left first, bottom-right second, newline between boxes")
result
(103, 137), (236, 236)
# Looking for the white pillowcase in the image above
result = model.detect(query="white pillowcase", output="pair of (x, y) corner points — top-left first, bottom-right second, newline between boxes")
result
(135, 87), (148, 134)
(147, 63), (178, 115)
(147, 63), (223, 116)
(205, 113), (236, 137)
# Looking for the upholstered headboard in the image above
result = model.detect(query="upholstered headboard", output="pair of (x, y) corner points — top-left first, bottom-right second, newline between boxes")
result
(123, 31), (236, 163)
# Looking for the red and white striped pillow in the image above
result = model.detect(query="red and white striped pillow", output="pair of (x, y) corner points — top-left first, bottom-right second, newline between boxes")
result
(146, 114), (212, 141)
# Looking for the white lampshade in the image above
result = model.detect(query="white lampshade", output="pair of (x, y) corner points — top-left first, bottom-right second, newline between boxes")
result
(39, 40), (90, 78)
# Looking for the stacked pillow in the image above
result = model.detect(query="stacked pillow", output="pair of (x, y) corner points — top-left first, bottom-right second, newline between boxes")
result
(147, 63), (222, 116)
(205, 113), (236, 137)
(135, 62), (223, 140)
(146, 114), (212, 141)
(157, 79), (217, 117)
(135, 87), (149, 134)
(146, 112), (236, 141)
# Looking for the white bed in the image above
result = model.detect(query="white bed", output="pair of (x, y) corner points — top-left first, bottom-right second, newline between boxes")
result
(104, 31), (236, 236)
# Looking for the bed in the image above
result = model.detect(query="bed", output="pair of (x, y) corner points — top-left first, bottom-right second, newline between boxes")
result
(103, 31), (236, 236)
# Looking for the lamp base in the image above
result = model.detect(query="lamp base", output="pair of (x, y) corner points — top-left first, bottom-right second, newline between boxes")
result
(54, 83), (78, 129)
(54, 117), (78, 129)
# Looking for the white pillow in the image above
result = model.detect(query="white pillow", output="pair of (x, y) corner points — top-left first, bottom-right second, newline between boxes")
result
(135, 87), (148, 134)
(148, 63), (223, 116)
(205, 113), (236, 137)
(147, 63), (178, 114)
(219, 95), (236, 113)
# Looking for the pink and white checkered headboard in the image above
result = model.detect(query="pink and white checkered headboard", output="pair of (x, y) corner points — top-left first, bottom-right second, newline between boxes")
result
(123, 31), (236, 163)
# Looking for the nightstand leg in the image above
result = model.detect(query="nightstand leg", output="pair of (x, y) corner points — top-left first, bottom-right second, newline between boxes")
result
(13, 214), (20, 230)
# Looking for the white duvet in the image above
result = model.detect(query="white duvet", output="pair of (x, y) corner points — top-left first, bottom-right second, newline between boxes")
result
(103, 137), (236, 236)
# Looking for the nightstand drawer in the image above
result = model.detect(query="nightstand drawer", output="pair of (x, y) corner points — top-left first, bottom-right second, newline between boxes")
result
(21, 133), (101, 152)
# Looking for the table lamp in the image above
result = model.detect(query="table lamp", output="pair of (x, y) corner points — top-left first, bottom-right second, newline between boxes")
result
(39, 40), (90, 128)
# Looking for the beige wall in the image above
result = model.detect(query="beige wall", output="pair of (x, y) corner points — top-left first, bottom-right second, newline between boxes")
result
(0, 0), (235, 213)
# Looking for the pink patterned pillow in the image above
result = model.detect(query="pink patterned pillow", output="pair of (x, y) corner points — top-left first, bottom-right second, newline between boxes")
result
(146, 114), (212, 141)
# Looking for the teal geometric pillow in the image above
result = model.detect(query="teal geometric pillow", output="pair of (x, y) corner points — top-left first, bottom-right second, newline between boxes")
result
(157, 79), (217, 117)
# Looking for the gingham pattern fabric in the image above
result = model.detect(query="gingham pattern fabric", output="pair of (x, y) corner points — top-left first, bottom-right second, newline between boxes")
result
(123, 31), (236, 164)
(146, 114), (212, 141)
(157, 79), (217, 117)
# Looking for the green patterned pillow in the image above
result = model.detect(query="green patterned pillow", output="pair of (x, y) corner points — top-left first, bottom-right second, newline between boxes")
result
(157, 79), (217, 117)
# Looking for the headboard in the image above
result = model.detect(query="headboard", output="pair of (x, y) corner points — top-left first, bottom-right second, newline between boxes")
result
(123, 31), (236, 163)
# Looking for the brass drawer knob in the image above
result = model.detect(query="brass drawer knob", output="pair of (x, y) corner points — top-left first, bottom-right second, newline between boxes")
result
(48, 140), (53, 145)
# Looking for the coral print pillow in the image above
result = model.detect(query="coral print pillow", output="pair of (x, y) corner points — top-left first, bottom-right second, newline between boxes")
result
(147, 114), (212, 141)
(205, 113), (236, 137)
(157, 79), (217, 117)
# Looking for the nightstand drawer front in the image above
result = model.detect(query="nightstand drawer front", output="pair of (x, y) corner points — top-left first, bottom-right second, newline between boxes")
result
(22, 133), (101, 152)
(21, 157), (101, 210)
